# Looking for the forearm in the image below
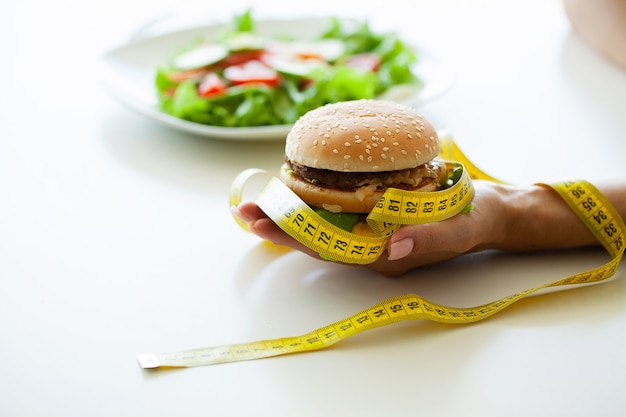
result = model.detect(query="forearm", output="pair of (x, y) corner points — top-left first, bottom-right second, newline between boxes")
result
(494, 180), (626, 251)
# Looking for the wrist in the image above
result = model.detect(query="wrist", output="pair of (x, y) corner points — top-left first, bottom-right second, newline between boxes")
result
(499, 184), (598, 251)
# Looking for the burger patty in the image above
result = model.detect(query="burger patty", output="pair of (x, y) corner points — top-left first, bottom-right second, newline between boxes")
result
(285, 157), (448, 191)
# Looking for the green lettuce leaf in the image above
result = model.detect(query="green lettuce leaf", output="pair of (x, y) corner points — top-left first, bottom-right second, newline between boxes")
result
(312, 207), (360, 232)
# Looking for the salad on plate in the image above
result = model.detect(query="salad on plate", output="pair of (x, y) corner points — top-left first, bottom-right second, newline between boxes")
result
(155, 10), (424, 128)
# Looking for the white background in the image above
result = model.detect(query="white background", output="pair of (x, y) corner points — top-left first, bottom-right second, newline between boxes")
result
(2, 1), (626, 416)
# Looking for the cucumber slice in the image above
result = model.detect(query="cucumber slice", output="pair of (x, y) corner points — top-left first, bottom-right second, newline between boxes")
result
(304, 38), (346, 61)
(225, 32), (267, 51)
(270, 57), (328, 77)
(172, 44), (229, 70)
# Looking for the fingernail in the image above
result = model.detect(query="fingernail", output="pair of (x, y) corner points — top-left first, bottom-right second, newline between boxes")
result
(388, 238), (414, 260)
(248, 220), (258, 233)
(230, 205), (248, 222)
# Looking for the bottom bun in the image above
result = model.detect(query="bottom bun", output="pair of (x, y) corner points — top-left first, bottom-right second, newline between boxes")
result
(350, 219), (377, 236)
(280, 164), (439, 214)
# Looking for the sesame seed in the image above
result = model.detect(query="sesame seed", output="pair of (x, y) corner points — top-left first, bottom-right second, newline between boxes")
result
(333, 149), (339, 154)
(393, 142), (399, 146)
(381, 154), (387, 159)
(359, 155), (364, 160)
(373, 165), (379, 170)
(382, 147), (389, 151)
(368, 156), (372, 162)
(344, 142), (351, 147)
(344, 155), (351, 159)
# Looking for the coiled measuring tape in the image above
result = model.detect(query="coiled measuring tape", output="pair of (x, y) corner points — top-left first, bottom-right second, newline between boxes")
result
(137, 133), (624, 369)
(230, 160), (473, 265)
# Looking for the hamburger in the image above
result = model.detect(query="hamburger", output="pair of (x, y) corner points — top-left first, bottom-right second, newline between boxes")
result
(280, 100), (448, 225)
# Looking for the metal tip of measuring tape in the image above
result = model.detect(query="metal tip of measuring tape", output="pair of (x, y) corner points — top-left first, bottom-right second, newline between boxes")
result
(137, 353), (160, 369)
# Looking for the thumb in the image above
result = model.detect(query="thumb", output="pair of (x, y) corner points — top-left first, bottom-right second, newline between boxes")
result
(387, 217), (474, 260)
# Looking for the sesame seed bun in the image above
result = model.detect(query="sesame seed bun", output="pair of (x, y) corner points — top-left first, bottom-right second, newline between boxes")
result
(281, 99), (445, 213)
(285, 99), (439, 172)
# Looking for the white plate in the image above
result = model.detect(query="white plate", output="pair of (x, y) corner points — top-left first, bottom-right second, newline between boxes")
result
(100, 17), (453, 141)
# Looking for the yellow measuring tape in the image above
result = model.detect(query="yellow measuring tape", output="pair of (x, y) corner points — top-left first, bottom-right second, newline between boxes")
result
(231, 160), (473, 265)
(137, 133), (624, 369)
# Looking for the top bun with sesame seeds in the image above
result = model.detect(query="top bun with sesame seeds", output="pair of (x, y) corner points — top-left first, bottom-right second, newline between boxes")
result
(280, 99), (448, 214)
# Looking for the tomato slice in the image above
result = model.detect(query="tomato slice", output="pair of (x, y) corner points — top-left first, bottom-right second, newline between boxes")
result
(221, 49), (266, 67)
(197, 72), (228, 97)
(223, 60), (281, 86)
(345, 53), (381, 72)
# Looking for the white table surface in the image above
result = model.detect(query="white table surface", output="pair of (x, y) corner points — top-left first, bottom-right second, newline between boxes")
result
(2, 0), (626, 416)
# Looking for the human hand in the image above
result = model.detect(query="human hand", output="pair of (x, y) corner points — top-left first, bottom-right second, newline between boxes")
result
(231, 180), (512, 277)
